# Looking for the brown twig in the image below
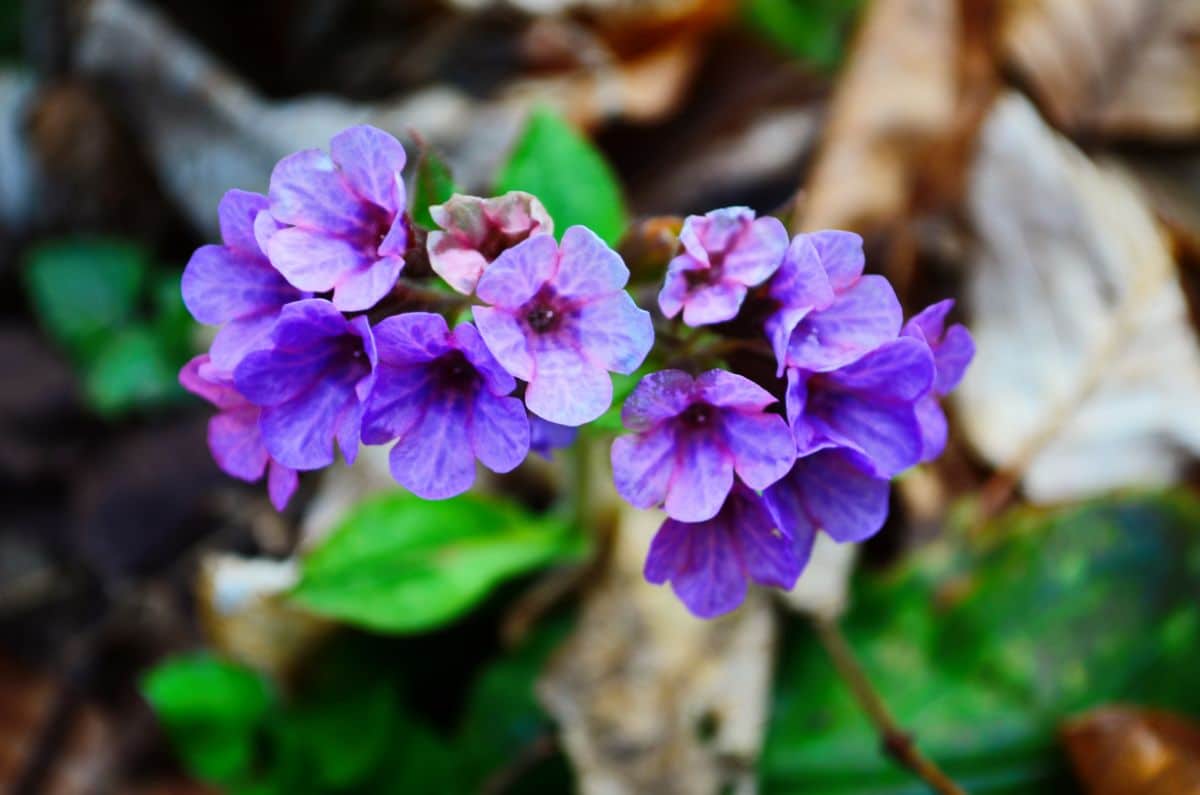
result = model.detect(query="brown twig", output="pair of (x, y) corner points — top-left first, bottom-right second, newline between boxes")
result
(811, 616), (967, 795)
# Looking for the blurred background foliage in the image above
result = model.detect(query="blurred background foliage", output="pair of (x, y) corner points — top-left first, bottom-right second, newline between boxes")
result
(2, 0), (1199, 794)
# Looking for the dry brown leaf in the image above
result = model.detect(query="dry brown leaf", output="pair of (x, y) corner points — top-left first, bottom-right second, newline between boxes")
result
(956, 93), (1200, 501)
(538, 503), (775, 795)
(1062, 706), (1200, 795)
(796, 0), (962, 231)
(1003, 0), (1200, 140)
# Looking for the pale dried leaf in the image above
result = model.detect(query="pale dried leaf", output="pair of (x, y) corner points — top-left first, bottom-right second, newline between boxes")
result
(1062, 706), (1200, 795)
(956, 93), (1200, 502)
(1003, 0), (1200, 139)
(538, 504), (774, 795)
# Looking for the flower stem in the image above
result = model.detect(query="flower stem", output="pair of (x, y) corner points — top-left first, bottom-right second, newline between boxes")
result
(811, 615), (967, 795)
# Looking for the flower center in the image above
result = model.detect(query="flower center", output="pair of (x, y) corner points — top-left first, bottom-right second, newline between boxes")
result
(681, 402), (714, 427)
(478, 226), (534, 263)
(435, 350), (478, 391)
(526, 305), (557, 332)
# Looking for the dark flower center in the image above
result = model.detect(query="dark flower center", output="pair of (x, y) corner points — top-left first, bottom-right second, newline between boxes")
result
(681, 402), (714, 427)
(523, 287), (568, 335)
(526, 305), (557, 332)
(683, 249), (727, 290)
(435, 350), (478, 391)
(478, 226), (534, 263)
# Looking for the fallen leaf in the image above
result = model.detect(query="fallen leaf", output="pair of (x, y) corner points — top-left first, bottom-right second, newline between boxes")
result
(538, 503), (775, 795)
(956, 93), (1200, 502)
(1062, 707), (1200, 795)
(1002, 0), (1200, 140)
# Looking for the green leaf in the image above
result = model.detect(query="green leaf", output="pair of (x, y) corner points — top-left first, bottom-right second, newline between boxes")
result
(142, 654), (274, 784)
(411, 147), (458, 230)
(84, 325), (185, 415)
(494, 108), (627, 245)
(291, 491), (588, 633)
(761, 492), (1200, 794)
(742, 0), (864, 71)
(23, 239), (148, 361)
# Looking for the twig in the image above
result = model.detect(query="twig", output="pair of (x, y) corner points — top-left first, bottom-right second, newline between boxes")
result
(811, 616), (967, 795)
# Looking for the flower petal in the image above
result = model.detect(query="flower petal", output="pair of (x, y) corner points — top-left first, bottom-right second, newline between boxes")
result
(764, 449), (889, 544)
(475, 234), (558, 309)
(680, 207), (754, 261)
(332, 256), (402, 313)
(182, 245), (294, 324)
(270, 299), (351, 351)
(645, 516), (747, 619)
(933, 324), (974, 395)
(329, 125), (406, 213)
(770, 234), (836, 312)
(267, 227), (370, 294)
(269, 148), (371, 236)
(611, 424), (675, 509)
(473, 307), (534, 381)
(786, 275), (902, 372)
(428, 231), (490, 295)
(915, 393), (948, 462)
(267, 461), (299, 511)
(722, 411), (795, 490)
(721, 215), (788, 286)
(574, 292), (653, 375)
(810, 230), (864, 290)
(471, 391), (529, 474)
(208, 406), (268, 481)
(681, 281), (747, 327)
(524, 344), (612, 426)
(726, 484), (801, 589)
(179, 354), (243, 410)
(209, 313), (279, 375)
(664, 426), (733, 522)
(657, 268), (690, 319)
(234, 346), (335, 407)
(217, 190), (269, 254)
(552, 226), (629, 298)
(372, 312), (451, 366)
(808, 392), (923, 477)
(695, 370), (776, 412)
(260, 375), (356, 470)
(453, 322), (515, 395)
(388, 391), (476, 499)
(826, 337), (934, 403)
(361, 363), (433, 444)
(621, 370), (695, 432)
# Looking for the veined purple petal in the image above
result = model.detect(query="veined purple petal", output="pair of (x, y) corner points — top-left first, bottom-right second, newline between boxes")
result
(377, 215), (409, 259)
(611, 424), (675, 509)
(475, 235), (558, 309)
(234, 346), (336, 406)
(269, 149), (370, 237)
(266, 227), (369, 294)
(681, 281), (747, 327)
(524, 343), (611, 426)
(721, 411), (795, 490)
(454, 322), (515, 396)
(428, 232), (489, 295)
(267, 461), (299, 511)
(664, 427), (733, 522)
(180, 355), (242, 410)
(694, 370), (776, 412)
(915, 393), (948, 462)
(335, 398), (363, 465)
(575, 292), (653, 375)
(329, 125), (407, 213)
(361, 363), (433, 444)
(373, 312), (452, 367)
(552, 226), (629, 298)
(933, 324), (974, 395)
(763, 449), (889, 545)
(217, 190), (269, 254)
(333, 256), (403, 312)
(260, 375), (357, 470)
(388, 391), (476, 499)
(785, 275), (902, 372)
(905, 298), (951, 343)
(470, 391), (529, 473)
(473, 307), (534, 381)
(679, 207), (754, 261)
(529, 416), (577, 458)
(728, 484), (802, 589)
(769, 234), (836, 312)
(806, 393), (923, 477)
(208, 405), (268, 481)
(209, 313), (279, 375)
(657, 268), (690, 319)
(182, 245), (295, 325)
(269, 299), (351, 351)
(720, 215), (788, 286)
(648, 517), (747, 619)
(825, 337), (934, 403)
(621, 370), (695, 432)
(810, 230), (864, 291)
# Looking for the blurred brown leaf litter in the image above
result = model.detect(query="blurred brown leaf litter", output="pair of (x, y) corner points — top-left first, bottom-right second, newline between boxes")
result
(1063, 707), (1200, 795)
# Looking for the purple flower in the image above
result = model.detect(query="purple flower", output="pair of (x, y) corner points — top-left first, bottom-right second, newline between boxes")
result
(902, 299), (975, 461)
(529, 415), (577, 459)
(645, 482), (801, 618)
(472, 226), (654, 426)
(767, 230), (902, 375)
(611, 369), (796, 522)
(428, 192), (553, 295)
(233, 299), (376, 470)
(181, 190), (307, 373)
(179, 355), (298, 510)
(362, 313), (529, 499)
(658, 207), (788, 326)
(786, 337), (934, 477)
(763, 448), (889, 564)
(265, 126), (410, 312)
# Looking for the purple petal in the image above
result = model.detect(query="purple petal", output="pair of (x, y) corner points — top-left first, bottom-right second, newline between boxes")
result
(763, 449), (889, 545)
(656, 268), (690, 319)
(470, 391), (530, 473)
(826, 337), (934, 403)
(933, 324), (974, 395)
(645, 516), (747, 619)
(524, 344), (612, 426)
(681, 281), (748, 327)
(234, 347), (329, 407)
(331, 256), (403, 312)
(664, 427), (733, 522)
(253, 209), (284, 254)
(726, 484), (802, 589)
(180, 355), (243, 410)
(784, 367), (808, 432)
(769, 234), (836, 312)
(388, 391), (476, 499)
(905, 299), (951, 343)
(472, 307), (534, 381)
(453, 322), (515, 395)
(377, 215), (409, 258)
(475, 235), (558, 309)
(209, 313), (279, 375)
(182, 245), (295, 325)
(721, 411), (795, 490)
(551, 226), (629, 298)
(574, 292), (653, 375)
(269, 149), (370, 236)
(679, 207), (754, 261)
(336, 398), (363, 465)
(217, 190), (269, 254)
(786, 275), (902, 372)
(428, 230), (489, 295)
(269, 299), (350, 351)
(721, 215), (788, 286)
(766, 306), (812, 377)
(259, 375), (356, 470)
(329, 125), (406, 213)
(373, 312), (452, 367)
(266, 227), (369, 294)
(611, 424), (675, 509)
(267, 461), (299, 511)
(915, 393), (948, 462)
(806, 394), (923, 477)
(694, 370), (776, 412)
(621, 370), (695, 432)
(529, 416), (577, 457)
(208, 406), (268, 481)
(361, 363), (433, 444)
(810, 230), (864, 291)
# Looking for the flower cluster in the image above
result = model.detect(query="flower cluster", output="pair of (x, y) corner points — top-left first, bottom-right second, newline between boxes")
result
(180, 125), (653, 508)
(611, 209), (974, 617)
(180, 127), (972, 620)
